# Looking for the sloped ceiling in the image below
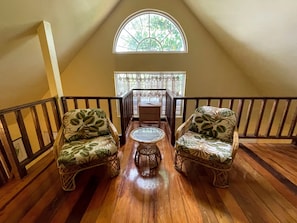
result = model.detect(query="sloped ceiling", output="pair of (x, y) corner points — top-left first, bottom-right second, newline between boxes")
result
(184, 0), (297, 96)
(0, 0), (120, 109)
(1, 0), (296, 109)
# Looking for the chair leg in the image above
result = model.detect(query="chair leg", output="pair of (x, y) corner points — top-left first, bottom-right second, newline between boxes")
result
(108, 156), (120, 178)
(60, 172), (77, 191)
(174, 153), (185, 173)
(211, 169), (229, 188)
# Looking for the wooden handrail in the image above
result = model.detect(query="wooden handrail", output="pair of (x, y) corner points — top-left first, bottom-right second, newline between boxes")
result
(60, 95), (132, 145)
(168, 97), (297, 145)
(0, 94), (296, 183)
(0, 97), (61, 179)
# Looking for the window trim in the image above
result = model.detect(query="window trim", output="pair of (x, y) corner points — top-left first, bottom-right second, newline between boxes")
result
(114, 71), (186, 117)
(113, 9), (188, 54)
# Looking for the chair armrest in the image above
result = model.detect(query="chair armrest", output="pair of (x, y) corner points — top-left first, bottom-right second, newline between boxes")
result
(232, 129), (239, 158)
(108, 119), (120, 148)
(175, 114), (194, 140)
(52, 128), (64, 161)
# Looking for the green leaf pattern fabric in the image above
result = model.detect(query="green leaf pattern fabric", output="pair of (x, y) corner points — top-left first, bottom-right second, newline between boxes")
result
(189, 106), (236, 143)
(63, 109), (109, 142)
(175, 131), (233, 164)
(57, 135), (117, 168)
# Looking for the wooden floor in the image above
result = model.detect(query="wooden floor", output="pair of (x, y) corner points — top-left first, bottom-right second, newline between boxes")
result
(1, 121), (297, 223)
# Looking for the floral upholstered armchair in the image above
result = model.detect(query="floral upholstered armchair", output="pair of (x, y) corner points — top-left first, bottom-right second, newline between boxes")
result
(174, 106), (239, 188)
(53, 108), (120, 191)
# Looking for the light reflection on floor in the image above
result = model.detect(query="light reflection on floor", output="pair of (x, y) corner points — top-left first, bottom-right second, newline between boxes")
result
(127, 167), (169, 201)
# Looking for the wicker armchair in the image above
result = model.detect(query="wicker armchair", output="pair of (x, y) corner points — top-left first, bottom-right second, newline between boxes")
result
(53, 108), (120, 191)
(174, 106), (239, 188)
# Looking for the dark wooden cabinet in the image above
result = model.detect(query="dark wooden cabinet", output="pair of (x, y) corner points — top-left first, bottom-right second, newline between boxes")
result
(138, 103), (161, 127)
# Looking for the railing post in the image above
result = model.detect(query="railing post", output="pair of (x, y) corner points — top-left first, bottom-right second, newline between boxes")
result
(119, 97), (125, 145)
(171, 98), (177, 146)
(0, 115), (26, 179)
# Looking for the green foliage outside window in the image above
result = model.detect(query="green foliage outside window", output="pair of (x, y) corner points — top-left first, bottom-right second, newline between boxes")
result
(115, 11), (186, 52)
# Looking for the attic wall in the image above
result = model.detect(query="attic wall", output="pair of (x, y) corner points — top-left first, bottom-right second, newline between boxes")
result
(61, 0), (258, 97)
(183, 0), (297, 96)
(0, 0), (120, 109)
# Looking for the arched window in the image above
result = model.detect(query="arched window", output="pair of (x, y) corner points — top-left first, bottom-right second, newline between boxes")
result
(113, 10), (187, 53)
(113, 10), (187, 117)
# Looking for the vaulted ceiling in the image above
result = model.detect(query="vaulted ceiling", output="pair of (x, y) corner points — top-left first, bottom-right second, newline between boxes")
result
(0, 0), (120, 109)
(1, 0), (296, 109)
(185, 0), (297, 96)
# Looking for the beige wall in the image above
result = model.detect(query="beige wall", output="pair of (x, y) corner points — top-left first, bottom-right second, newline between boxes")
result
(61, 0), (258, 97)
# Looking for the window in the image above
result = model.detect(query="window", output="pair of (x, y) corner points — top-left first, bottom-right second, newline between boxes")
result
(114, 10), (187, 53)
(113, 10), (187, 117)
(114, 72), (186, 116)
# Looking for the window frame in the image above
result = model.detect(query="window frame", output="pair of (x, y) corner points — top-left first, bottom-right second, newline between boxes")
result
(113, 9), (188, 54)
(114, 71), (186, 117)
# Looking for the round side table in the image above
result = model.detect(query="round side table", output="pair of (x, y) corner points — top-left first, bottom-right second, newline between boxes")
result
(130, 127), (165, 176)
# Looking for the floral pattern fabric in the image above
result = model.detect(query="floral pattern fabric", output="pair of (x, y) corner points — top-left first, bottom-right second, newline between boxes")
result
(57, 135), (118, 168)
(189, 106), (236, 143)
(175, 131), (233, 164)
(63, 108), (109, 142)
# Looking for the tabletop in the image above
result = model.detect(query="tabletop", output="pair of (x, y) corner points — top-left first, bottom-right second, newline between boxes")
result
(130, 127), (165, 144)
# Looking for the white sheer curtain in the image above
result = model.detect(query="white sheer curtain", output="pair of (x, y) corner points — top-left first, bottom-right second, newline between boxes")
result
(114, 72), (186, 116)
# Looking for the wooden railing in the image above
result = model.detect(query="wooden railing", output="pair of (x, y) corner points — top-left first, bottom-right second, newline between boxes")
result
(0, 97), (61, 181)
(166, 96), (297, 145)
(60, 95), (134, 145)
(130, 88), (167, 116)
(0, 93), (296, 184)
(59, 90), (167, 146)
(121, 91), (134, 136)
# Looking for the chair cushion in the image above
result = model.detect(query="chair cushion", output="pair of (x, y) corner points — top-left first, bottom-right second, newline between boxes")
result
(175, 131), (233, 165)
(189, 106), (236, 143)
(57, 134), (118, 168)
(63, 108), (109, 142)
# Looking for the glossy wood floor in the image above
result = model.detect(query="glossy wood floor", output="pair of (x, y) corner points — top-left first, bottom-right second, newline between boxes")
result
(1, 122), (297, 223)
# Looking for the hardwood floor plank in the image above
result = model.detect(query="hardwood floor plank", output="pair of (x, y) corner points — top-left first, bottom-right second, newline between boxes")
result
(159, 137), (192, 223)
(49, 171), (96, 223)
(0, 161), (58, 223)
(229, 174), (275, 222)
(1, 122), (297, 223)
(167, 173), (189, 223)
(66, 176), (100, 223)
(243, 143), (297, 185)
(179, 160), (218, 223)
(100, 142), (144, 222)
(231, 153), (296, 223)
(216, 188), (250, 223)
(0, 154), (53, 211)
(203, 183), (233, 222)
(178, 176), (204, 223)
(153, 136), (181, 223)
(19, 176), (62, 223)
(238, 147), (297, 210)
(80, 171), (113, 222)
(240, 144), (297, 197)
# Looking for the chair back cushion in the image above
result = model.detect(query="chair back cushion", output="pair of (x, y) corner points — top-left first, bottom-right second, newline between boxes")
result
(189, 106), (236, 143)
(63, 108), (109, 142)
